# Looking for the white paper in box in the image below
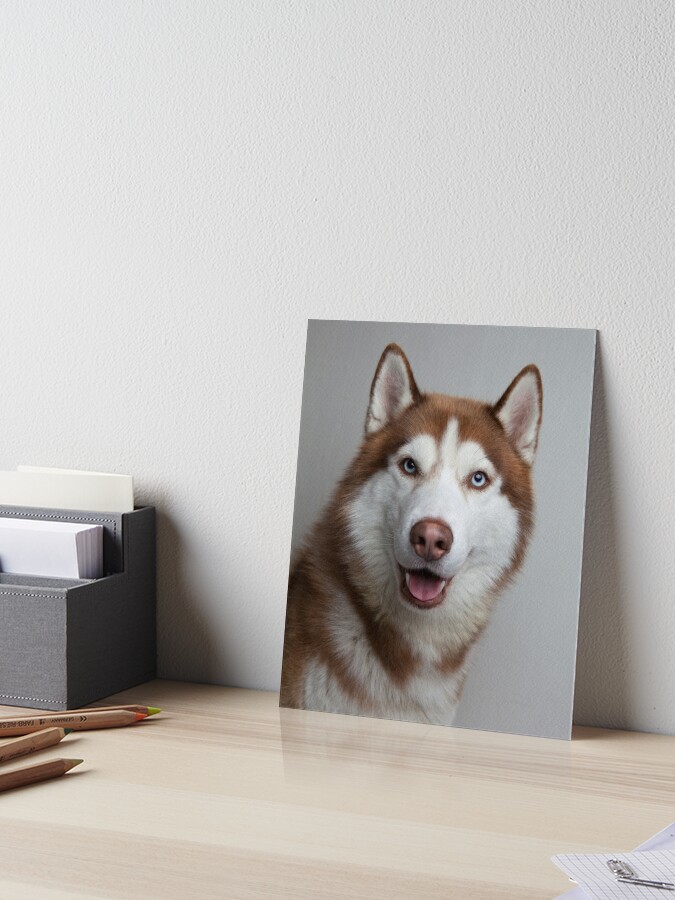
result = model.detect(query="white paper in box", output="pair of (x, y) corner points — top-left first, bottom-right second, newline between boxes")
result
(0, 517), (103, 579)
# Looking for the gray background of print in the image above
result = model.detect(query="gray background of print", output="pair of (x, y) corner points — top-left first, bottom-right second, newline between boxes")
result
(289, 319), (596, 740)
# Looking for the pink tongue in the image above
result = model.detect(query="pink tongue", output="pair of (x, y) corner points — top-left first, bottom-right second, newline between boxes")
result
(408, 571), (445, 602)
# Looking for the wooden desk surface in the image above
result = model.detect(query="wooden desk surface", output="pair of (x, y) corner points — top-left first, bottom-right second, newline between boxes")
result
(0, 680), (673, 899)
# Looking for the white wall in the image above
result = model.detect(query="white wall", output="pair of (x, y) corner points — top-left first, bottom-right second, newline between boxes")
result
(1, 1), (673, 734)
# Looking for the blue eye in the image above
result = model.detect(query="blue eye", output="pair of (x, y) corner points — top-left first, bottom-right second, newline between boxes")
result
(470, 470), (488, 488)
(400, 457), (418, 476)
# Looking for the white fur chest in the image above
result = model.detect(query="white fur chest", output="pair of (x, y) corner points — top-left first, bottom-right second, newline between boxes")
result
(302, 588), (467, 726)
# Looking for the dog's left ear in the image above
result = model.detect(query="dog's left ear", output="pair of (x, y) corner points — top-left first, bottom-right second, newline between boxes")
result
(493, 365), (542, 464)
(366, 344), (421, 433)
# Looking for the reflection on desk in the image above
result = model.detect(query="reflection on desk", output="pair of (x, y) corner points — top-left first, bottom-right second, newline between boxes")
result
(0, 680), (674, 899)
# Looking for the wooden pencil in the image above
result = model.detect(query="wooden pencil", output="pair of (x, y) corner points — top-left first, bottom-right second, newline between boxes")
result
(0, 758), (82, 792)
(0, 709), (146, 737)
(67, 705), (162, 716)
(0, 727), (72, 764)
(0, 704), (162, 718)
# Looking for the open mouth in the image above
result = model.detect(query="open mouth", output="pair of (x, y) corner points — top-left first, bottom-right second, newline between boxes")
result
(399, 566), (450, 610)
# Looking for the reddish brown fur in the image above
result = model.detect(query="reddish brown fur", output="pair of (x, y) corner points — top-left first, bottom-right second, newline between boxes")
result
(280, 358), (540, 715)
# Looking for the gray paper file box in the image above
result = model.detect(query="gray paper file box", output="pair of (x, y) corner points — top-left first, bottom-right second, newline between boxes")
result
(0, 505), (156, 710)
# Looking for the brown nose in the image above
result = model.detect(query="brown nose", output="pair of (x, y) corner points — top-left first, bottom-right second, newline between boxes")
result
(409, 518), (453, 561)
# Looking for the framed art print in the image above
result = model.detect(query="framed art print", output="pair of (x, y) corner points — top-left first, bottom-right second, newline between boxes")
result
(281, 320), (596, 740)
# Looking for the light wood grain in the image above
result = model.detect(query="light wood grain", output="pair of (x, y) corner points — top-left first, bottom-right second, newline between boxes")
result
(0, 680), (673, 898)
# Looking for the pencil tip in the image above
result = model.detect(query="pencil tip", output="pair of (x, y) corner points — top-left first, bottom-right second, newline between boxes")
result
(147, 707), (162, 716)
(64, 759), (84, 771)
(64, 729), (73, 735)
(135, 712), (148, 721)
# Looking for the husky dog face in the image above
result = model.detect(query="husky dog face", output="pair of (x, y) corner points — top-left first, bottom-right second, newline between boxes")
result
(345, 344), (542, 635)
(281, 342), (542, 724)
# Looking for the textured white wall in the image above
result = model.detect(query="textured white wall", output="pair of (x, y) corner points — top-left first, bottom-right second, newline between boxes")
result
(1, 2), (674, 733)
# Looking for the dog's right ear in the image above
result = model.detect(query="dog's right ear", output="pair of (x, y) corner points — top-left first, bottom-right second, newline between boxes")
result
(365, 344), (421, 433)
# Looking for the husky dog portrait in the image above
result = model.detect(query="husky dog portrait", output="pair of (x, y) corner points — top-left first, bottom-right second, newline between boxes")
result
(281, 343), (542, 726)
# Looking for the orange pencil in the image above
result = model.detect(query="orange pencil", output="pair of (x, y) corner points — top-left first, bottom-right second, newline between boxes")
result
(0, 727), (72, 764)
(0, 710), (146, 737)
(0, 758), (82, 792)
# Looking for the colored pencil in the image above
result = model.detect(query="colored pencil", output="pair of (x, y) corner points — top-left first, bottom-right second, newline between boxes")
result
(0, 704), (162, 719)
(0, 710), (146, 737)
(72, 705), (162, 716)
(0, 757), (82, 792)
(0, 727), (72, 764)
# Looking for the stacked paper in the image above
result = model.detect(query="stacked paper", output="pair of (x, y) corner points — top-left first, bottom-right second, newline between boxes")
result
(0, 517), (104, 579)
(0, 465), (133, 513)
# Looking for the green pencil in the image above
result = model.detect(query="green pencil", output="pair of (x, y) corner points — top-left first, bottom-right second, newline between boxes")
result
(0, 727), (73, 764)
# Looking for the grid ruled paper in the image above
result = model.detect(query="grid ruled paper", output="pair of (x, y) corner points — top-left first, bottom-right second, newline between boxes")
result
(555, 824), (675, 900)
(552, 850), (675, 899)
